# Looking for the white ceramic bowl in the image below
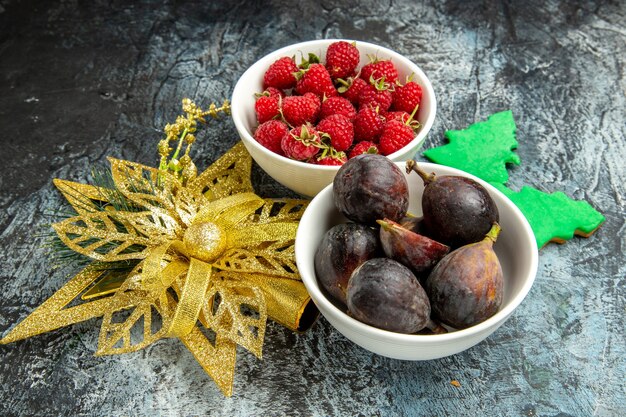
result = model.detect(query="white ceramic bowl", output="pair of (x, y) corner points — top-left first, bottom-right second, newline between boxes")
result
(231, 39), (437, 198)
(295, 162), (538, 360)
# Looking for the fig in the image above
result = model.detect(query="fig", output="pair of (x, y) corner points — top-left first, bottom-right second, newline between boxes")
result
(334, 154), (409, 225)
(314, 222), (381, 306)
(425, 223), (504, 329)
(346, 258), (436, 334)
(377, 218), (450, 274)
(406, 160), (499, 248)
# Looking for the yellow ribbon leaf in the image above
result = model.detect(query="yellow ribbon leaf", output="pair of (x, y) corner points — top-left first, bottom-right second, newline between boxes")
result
(52, 211), (158, 262)
(96, 258), (189, 355)
(188, 141), (253, 200)
(202, 272), (267, 359)
(53, 179), (108, 214)
(0, 266), (118, 344)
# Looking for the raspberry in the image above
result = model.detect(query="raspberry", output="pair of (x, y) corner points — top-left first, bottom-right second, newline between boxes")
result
(263, 56), (299, 90)
(378, 119), (415, 155)
(281, 124), (323, 161)
(338, 77), (368, 105)
(392, 81), (422, 114)
(385, 111), (411, 123)
(263, 86), (286, 99)
(353, 105), (385, 142)
(316, 114), (354, 152)
(281, 93), (320, 126)
(316, 152), (347, 165)
(254, 119), (289, 155)
(386, 110), (421, 130)
(348, 141), (379, 159)
(360, 58), (399, 84)
(319, 96), (357, 121)
(357, 82), (393, 112)
(295, 63), (338, 98)
(325, 41), (360, 79)
(254, 94), (280, 124)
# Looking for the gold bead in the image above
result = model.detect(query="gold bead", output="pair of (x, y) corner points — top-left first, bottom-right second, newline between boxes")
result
(183, 221), (227, 263)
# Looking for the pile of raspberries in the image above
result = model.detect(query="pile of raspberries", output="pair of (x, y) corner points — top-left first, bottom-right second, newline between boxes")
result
(252, 41), (423, 165)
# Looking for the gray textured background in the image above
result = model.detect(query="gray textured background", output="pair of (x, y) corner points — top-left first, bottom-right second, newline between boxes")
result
(1, 1), (624, 416)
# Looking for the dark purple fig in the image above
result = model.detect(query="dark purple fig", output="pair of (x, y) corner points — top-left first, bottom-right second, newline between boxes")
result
(406, 160), (499, 248)
(377, 218), (450, 274)
(425, 223), (504, 329)
(334, 154), (409, 225)
(346, 258), (439, 334)
(314, 223), (381, 306)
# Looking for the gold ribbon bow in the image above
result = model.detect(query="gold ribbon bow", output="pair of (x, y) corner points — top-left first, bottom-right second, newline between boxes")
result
(0, 142), (318, 396)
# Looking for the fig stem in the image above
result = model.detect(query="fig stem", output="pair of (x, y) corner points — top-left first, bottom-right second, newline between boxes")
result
(425, 318), (448, 334)
(405, 160), (436, 185)
(485, 222), (502, 243)
(375, 219), (393, 230)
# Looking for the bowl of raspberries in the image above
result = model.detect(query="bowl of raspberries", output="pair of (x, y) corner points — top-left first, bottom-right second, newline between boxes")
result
(231, 39), (436, 197)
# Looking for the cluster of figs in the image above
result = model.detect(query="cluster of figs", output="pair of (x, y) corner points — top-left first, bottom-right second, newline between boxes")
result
(314, 154), (504, 334)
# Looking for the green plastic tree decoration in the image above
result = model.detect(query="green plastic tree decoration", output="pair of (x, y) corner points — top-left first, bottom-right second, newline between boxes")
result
(422, 110), (605, 248)
(423, 110), (520, 184)
(491, 184), (605, 248)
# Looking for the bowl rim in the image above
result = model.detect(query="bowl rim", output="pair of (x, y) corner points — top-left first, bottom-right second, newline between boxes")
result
(295, 161), (539, 345)
(231, 39), (437, 170)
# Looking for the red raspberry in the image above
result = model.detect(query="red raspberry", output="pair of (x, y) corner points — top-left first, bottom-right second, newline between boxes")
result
(357, 82), (393, 112)
(353, 105), (385, 142)
(325, 41), (360, 79)
(281, 124), (323, 161)
(263, 56), (298, 90)
(392, 81), (422, 114)
(281, 93), (321, 126)
(360, 58), (399, 84)
(254, 119), (289, 156)
(386, 110), (421, 130)
(263, 86), (286, 99)
(378, 119), (415, 155)
(254, 94), (280, 124)
(316, 114), (354, 152)
(319, 96), (357, 121)
(316, 152), (347, 165)
(348, 141), (379, 159)
(385, 111), (411, 123)
(295, 63), (338, 98)
(338, 77), (368, 105)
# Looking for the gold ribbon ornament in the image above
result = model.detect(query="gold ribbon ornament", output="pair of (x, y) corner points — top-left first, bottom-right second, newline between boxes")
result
(0, 141), (318, 396)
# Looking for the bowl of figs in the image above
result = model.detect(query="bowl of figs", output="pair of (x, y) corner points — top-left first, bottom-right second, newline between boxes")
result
(295, 154), (538, 360)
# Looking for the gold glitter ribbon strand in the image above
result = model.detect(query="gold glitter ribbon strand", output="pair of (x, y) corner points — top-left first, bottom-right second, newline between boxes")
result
(192, 192), (265, 228)
(230, 223), (299, 250)
(166, 258), (212, 338)
(233, 272), (318, 332)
